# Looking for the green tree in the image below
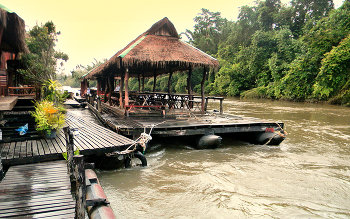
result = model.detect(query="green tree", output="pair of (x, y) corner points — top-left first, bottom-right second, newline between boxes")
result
(19, 21), (69, 83)
(183, 8), (227, 55)
(313, 35), (350, 100)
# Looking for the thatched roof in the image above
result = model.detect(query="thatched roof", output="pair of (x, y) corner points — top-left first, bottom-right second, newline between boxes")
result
(0, 4), (29, 54)
(85, 17), (218, 79)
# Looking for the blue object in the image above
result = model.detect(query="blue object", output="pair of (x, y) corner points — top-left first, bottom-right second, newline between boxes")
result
(15, 123), (28, 136)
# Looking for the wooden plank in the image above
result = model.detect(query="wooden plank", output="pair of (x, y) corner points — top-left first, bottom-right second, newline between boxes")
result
(31, 140), (39, 156)
(0, 161), (75, 218)
(0, 142), (10, 159)
(36, 139), (45, 156)
(26, 140), (33, 157)
(6, 141), (16, 160)
(13, 141), (21, 159)
(40, 139), (53, 155)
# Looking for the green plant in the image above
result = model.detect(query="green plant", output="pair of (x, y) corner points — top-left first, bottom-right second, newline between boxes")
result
(31, 100), (66, 134)
(42, 79), (68, 104)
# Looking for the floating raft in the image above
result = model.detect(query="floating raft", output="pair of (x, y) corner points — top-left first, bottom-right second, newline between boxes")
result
(0, 161), (75, 218)
(0, 112), (135, 166)
(90, 102), (286, 146)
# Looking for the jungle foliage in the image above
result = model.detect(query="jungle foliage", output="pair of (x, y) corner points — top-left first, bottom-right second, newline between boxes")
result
(145, 0), (349, 105)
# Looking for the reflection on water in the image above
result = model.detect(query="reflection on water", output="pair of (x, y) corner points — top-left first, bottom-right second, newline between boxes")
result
(71, 98), (350, 218)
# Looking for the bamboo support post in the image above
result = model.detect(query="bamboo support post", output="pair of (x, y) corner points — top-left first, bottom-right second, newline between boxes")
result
(74, 155), (86, 219)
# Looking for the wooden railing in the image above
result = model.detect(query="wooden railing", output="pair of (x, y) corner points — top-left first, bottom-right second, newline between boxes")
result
(8, 87), (35, 97)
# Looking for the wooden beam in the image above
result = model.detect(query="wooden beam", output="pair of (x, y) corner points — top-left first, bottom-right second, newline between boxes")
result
(142, 72), (145, 92)
(125, 68), (129, 106)
(201, 67), (206, 112)
(107, 73), (113, 106)
(168, 72), (173, 94)
(153, 71), (156, 92)
(188, 66), (193, 108)
(96, 79), (101, 96)
(119, 73), (124, 108)
(138, 74), (141, 93)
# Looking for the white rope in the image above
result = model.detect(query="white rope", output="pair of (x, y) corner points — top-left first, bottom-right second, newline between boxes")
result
(106, 121), (166, 156)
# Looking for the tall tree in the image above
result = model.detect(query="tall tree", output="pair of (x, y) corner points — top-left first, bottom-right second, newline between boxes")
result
(183, 8), (227, 55)
(19, 21), (69, 83)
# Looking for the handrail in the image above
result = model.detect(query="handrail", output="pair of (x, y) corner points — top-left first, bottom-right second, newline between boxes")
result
(8, 86), (35, 96)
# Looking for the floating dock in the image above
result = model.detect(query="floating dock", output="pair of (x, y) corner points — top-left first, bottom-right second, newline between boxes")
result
(88, 101), (286, 147)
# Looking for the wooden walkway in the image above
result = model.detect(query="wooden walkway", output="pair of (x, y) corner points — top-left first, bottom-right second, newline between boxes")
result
(0, 161), (75, 218)
(0, 112), (135, 166)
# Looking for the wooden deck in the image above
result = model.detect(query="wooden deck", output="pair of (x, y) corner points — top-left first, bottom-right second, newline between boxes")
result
(0, 160), (75, 218)
(0, 112), (135, 166)
(95, 102), (285, 141)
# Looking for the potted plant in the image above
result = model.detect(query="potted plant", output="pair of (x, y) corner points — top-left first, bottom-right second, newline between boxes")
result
(31, 100), (66, 138)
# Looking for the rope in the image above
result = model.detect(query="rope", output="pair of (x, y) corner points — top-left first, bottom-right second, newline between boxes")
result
(106, 121), (166, 157)
(263, 123), (288, 145)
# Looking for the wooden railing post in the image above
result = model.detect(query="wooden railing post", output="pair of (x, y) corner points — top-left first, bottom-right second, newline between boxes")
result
(97, 96), (102, 113)
(0, 156), (3, 181)
(64, 126), (75, 182)
(204, 97), (209, 112)
(74, 155), (86, 219)
(219, 98), (223, 114)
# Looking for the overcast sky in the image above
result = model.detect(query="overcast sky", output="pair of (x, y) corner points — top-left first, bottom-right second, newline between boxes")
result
(2, 0), (345, 75)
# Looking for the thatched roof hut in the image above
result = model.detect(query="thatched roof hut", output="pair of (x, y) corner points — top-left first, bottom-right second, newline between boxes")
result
(85, 17), (218, 79)
(83, 17), (219, 111)
(0, 4), (29, 54)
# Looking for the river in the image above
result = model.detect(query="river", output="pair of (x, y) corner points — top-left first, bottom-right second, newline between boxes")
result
(69, 98), (350, 218)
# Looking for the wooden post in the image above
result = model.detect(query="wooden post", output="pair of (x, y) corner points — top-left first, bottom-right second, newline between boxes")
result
(142, 72), (145, 92)
(119, 73), (124, 108)
(97, 79), (101, 96)
(97, 96), (102, 113)
(168, 72), (173, 94)
(74, 155), (86, 219)
(201, 67), (206, 112)
(0, 155), (3, 181)
(80, 80), (86, 96)
(220, 98), (223, 114)
(188, 66), (193, 108)
(108, 73), (113, 106)
(138, 74), (141, 93)
(205, 98), (209, 111)
(124, 68), (129, 106)
(64, 126), (75, 182)
(153, 71), (157, 92)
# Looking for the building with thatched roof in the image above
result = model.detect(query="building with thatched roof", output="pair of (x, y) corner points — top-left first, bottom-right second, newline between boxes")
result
(0, 4), (29, 96)
(82, 17), (219, 111)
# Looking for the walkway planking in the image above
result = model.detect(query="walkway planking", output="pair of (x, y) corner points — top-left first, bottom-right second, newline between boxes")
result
(0, 160), (75, 218)
(0, 112), (135, 166)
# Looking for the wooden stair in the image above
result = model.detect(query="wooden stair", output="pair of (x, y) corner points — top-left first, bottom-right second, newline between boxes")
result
(0, 99), (41, 143)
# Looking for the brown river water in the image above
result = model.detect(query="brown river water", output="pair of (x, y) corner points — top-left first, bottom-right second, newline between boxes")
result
(69, 98), (350, 218)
